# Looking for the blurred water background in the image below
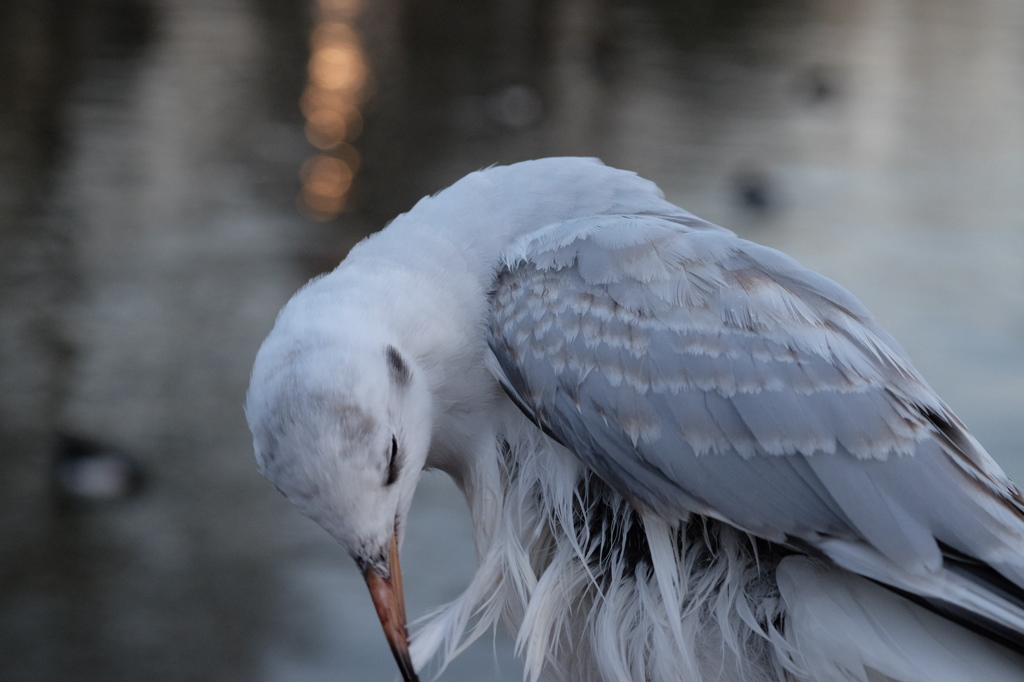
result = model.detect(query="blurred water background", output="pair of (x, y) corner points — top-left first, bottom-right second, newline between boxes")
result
(1, 0), (1023, 680)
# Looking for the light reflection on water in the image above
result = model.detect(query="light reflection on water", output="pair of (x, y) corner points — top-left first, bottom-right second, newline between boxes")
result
(299, 0), (368, 220)
(0, 0), (1022, 680)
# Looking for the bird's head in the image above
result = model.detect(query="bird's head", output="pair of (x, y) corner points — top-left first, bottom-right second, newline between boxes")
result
(246, 332), (431, 682)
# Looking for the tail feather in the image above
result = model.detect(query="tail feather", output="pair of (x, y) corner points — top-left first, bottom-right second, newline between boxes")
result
(778, 557), (1024, 682)
(880, 543), (1024, 656)
(820, 538), (1024, 657)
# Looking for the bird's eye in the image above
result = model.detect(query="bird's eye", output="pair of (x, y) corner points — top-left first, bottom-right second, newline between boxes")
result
(385, 436), (400, 486)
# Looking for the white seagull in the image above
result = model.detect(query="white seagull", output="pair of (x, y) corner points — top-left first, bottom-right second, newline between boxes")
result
(245, 158), (1024, 682)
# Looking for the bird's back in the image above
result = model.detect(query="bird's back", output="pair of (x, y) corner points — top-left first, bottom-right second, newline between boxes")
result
(406, 159), (1024, 682)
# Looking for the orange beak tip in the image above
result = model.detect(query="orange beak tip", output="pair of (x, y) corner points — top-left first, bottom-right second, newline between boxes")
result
(363, 534), (419, 682)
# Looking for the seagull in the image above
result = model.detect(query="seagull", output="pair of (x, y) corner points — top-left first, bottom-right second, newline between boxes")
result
(245, 158), (1024, 682)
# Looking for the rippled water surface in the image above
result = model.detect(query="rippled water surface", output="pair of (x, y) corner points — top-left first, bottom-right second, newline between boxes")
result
(1, 0), (1022, 680)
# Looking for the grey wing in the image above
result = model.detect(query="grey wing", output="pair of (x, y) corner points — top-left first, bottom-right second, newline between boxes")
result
(487, 212), (1024, 642)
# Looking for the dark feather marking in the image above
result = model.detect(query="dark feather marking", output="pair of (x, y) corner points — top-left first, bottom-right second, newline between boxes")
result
(570, 474), (790, 593)
(919, 405), (968, 454)
(781, 534), (829, 559)
(497, 436), (518, 478)
(939, 542), (1024, 612)
(386, 345), (412, 386)
(574, 475), (652, 579)
(338, 404), (378, 442)
(920, 403), (1024, 510)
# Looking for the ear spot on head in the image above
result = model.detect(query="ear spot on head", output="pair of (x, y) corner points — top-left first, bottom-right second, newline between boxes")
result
(386, 345), (412, 387)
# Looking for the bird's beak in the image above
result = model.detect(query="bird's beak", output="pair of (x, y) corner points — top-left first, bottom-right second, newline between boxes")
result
(363, 533), (419, 682)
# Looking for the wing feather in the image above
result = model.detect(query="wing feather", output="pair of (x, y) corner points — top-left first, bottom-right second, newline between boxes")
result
(486, 211), (1024, 646)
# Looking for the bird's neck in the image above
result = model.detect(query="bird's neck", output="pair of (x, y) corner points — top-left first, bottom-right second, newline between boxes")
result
(319, 226), (510, 480)
(335, 165), (591, 399)
(324, 160), (681, 475)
